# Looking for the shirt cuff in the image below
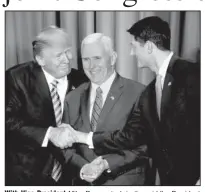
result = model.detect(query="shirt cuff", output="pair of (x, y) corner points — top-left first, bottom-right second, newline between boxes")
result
(103, 158), (111, 173)
(42, 127), (51, 147)
(87, 132), (94, 149)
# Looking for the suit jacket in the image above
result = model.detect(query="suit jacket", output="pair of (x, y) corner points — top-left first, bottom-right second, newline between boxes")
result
(5, 61), (88, 185)
(93, 55), (200, 185)
(64, 74), (149, 185)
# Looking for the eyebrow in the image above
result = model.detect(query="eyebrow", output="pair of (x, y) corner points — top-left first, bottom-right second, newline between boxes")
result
(55, 47), (71, 56)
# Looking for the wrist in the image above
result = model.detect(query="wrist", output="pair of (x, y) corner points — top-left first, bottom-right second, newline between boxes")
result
(103, 159), (110, 170)
(76, 131), (89, 144)
(48, 126), (55, 140)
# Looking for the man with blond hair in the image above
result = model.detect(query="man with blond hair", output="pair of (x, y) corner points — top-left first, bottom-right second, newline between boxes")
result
(5, 26), (87, 185)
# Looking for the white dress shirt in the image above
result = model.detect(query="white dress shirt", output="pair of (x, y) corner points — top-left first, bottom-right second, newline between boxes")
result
(158, 51), (173, 89)
(89, 71), (116, 120)
(86, 71), (116, 148)
(41, 68), (68, 147)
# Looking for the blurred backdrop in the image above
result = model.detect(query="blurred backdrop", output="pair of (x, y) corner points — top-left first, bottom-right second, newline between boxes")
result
(5, 11), (200, 85)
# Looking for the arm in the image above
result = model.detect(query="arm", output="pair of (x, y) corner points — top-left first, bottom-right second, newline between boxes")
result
(67, 91), (149, 158)
(92, 93), (149, 154)
(177, 63), (200, 184)
(102, 144), (148, 176)
(63, 146), (89, 174)
(6, 71), (47, 146)
(6, 71), (73, 149)
(81, 94), (149, 179)
(80, 145), (148, 183)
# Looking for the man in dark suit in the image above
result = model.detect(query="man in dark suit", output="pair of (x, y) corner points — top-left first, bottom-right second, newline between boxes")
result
(61, 33), (148, 185)
(5, 26), (87, 186)
(64, 17), (200, 185)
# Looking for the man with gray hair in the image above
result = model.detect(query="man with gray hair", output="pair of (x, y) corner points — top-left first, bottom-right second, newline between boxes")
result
(62, 33), (148, 185)
(5, 25), (87, 185)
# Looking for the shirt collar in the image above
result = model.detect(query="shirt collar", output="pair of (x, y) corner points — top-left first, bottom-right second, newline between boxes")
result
(158, 51), (174, 78)
(42, 67), (67, 85)
(91, 71), (117, 93)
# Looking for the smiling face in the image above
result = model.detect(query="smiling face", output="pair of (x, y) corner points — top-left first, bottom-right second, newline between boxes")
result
(81, 41), (115, 85)
(36, 32), (73, 79)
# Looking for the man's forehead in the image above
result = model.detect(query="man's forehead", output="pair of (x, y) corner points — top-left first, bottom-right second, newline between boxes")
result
(50, 37), (71, 46)
(40, 31), (71, 45)
(82, 42), (106, 54)
(45, 46), (71, 53)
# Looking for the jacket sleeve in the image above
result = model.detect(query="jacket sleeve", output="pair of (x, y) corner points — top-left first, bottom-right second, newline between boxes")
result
(102, 144), (148, 177)
(93, 92), (149, 154)
(6, 70), (48, 147)
(63, 147), (89, 173)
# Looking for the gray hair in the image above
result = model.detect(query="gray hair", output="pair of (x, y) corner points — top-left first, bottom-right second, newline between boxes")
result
(32, 25), (69, 61)
(81, 33), (115, 56)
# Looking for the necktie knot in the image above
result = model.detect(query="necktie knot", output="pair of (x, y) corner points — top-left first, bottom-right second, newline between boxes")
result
(96, 87), (103, 95)
(51, 80), (59, 89)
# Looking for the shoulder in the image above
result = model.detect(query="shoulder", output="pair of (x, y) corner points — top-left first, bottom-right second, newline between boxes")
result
(171, 59), (200, 95)
(6, 61), (36, 78)
(69, 68), (89, 88)
(6, 61), (37, 83)
(71, 82), (89, 95)
(172, 58), (200, 85)
(120, 75), (146, 94)
(65, 81), (89, 103)
(173, 58), (199, 76)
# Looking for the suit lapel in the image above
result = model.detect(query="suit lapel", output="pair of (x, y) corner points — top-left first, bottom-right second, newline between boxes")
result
(31, 64), (56, 125)
(161, 55), (178, 120)
(80, 83), (92, 132)
(97, 74), (124, 130)
(149, 81), (160, 121)
(34, 67), (73, 126)
(66, 71), (74, 95)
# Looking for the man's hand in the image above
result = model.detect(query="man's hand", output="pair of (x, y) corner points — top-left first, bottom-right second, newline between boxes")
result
(59, 123), (90, 144)
(80, 156), (109, 183)
(48, 126), (77, 149)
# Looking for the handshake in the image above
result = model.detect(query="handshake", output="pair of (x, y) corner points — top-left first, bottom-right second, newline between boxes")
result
(48, 123), (88, 149)
(80, 156), (110, 183)
(48, 123), (111, 183)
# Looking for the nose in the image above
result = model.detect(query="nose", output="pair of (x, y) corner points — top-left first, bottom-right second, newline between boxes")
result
(87, 58), (95, 69)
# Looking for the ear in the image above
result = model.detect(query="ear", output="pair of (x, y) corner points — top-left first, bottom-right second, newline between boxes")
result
(145, 41), (153, 54)
(35, 55), (45, 66)
(111, 51), (117, 66)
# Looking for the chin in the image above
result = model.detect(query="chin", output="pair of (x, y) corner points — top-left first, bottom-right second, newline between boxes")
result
(64, 67), (71, 75)
(91, 78), (102, 85)
(56, 71), (70, 79)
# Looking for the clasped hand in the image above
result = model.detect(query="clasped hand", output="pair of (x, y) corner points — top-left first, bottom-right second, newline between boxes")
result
(80, 156), (108, 183)
(49, 123), (76, 149)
